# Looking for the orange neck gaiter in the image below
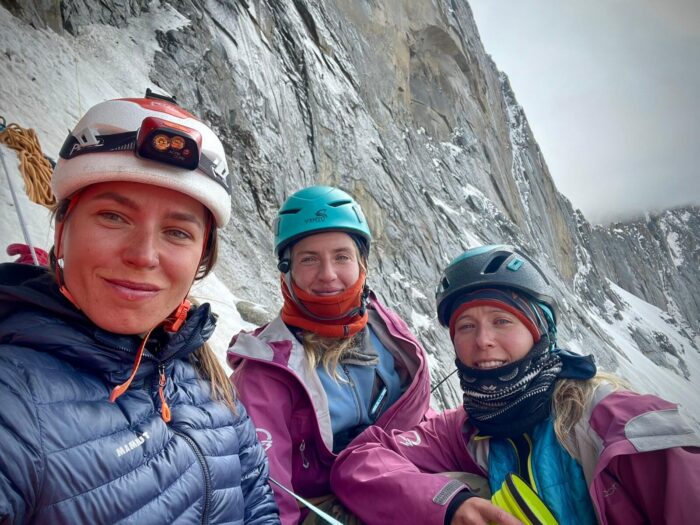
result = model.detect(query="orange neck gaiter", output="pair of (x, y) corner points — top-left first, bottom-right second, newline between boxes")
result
(280, 272), (369, 338)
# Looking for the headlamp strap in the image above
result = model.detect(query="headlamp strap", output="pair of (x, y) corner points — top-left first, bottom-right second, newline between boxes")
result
(59, 131), (137, 160)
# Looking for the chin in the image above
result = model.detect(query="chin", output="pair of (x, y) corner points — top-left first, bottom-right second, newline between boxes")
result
(87, 310), (163, 336)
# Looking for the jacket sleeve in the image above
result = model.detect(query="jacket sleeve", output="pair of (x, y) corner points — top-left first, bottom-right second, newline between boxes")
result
(603, 445), (700, 524)
(331, 408), (483, 525)
(0, 355), (44, 524)
(232, 362), (300, 525)
(586, 389), (700, 524)
(235, 399), (281, 525)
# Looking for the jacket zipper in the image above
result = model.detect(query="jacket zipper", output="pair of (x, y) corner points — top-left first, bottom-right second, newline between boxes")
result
(299, 440), (310, 469)
(173, 429), (212, 525)
(341, 363), (363, 423)
(507, 433), (537, 492)
(156, 358), (210, 523)
(234, 354), (335, 457)
(364, 308), (426, 429)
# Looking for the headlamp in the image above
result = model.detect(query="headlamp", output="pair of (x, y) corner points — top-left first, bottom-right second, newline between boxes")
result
(58, 117), (231, 194)
(136, 117), (202, 170)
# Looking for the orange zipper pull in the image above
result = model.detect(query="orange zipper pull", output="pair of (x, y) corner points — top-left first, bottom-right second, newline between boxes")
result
(158, 364), (171, 423)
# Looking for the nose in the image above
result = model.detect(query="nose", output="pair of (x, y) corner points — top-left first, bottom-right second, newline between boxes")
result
(123, 229), (159, 268)
(474, 324), (495, 350)
(317, 258), (337, 282)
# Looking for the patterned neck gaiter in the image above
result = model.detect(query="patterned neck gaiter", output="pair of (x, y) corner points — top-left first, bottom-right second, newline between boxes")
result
(456, 337), (563, 438)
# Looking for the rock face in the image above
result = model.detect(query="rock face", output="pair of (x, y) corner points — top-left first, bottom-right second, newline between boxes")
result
(591, 207), (700, 336)
(2, 0), (698, 417)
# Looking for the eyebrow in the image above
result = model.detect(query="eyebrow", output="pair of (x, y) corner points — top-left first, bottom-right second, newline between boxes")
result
(457, 308), (513, 320)
(91, 191), (205, 228)
(165, 211), (205, 228)
(486, 308), (513, 314)
(292, 246), (354, 256)
(92, 191), (137, 209)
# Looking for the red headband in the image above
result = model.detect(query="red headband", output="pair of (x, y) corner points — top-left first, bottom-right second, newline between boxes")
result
(448, 298), (541, 342)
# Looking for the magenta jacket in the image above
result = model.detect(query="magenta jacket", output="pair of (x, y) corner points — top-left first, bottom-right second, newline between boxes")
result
(330, 383), (700, 525)
(227, 295), (432, 525)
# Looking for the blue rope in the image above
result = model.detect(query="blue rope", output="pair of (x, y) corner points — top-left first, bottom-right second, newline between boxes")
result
(0, 116), (6, 132)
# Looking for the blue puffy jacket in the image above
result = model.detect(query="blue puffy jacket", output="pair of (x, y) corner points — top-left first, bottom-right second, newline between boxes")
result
(0, 263), (280, 524)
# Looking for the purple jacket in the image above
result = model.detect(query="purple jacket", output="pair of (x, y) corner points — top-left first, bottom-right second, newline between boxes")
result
(331, 383), (700, 525)
(227, 295), (433, 525)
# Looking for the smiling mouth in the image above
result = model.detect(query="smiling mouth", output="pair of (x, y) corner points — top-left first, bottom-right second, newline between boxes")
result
(475, 360), (507, 369)
(104, 278), (161, 300)
(312, 289), (344, 296)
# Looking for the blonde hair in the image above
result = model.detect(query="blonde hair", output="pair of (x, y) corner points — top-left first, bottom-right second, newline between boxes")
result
(301, 331), (363, 380)
(552, 372), (631, 455)
(188, 336), (237, 413)
(52, 197), (236, 413)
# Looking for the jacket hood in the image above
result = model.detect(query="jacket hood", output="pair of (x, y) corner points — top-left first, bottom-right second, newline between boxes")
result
(0, 262), (83, 323)
(0, 263), (217, 386)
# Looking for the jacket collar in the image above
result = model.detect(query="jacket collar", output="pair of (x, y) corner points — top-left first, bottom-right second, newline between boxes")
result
(227, 316), (300, 367)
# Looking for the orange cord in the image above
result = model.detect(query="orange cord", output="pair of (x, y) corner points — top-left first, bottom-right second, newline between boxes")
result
(109, 327), (153, 403)
(158, 369), (172, 423)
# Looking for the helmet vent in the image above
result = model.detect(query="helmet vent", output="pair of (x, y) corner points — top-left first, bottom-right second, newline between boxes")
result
(440, 276), (450, 291)
(328, 199), (352, 207)
(279, 208), (301, 215)
(483, 254), (509, 274)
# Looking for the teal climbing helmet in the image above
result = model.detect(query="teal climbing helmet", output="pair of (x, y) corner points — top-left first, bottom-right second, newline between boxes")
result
(435, 244), (557, 328)
(274, 185), (372, 259)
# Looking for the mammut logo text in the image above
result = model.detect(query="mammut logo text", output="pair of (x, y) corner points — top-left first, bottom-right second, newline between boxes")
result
(116, 431), (151, 457)
(398, 430), (421, 447)
(304, 209), (327, 224)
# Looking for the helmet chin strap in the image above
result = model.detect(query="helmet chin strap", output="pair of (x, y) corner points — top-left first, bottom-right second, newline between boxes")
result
(164, 213), (211, 332)
(52, 194), (82, 310)
(532, 300), (557, 349)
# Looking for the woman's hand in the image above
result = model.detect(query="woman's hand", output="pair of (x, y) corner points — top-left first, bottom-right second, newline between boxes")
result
(451, 497), (524, 525)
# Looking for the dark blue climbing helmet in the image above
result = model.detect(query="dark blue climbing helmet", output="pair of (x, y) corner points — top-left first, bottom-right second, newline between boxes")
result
(436, 244), (557, 330)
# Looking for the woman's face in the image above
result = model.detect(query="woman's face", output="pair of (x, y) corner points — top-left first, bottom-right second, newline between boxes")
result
(452, 305), (534, 369)
(57, 181), (207, 335)
(290, 231), (361, 296)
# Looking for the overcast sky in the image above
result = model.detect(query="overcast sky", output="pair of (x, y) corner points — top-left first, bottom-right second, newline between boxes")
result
(469, 1), (700, 224)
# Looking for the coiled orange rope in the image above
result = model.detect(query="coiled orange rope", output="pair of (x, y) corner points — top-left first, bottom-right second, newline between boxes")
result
(0, 118), (55, 207)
